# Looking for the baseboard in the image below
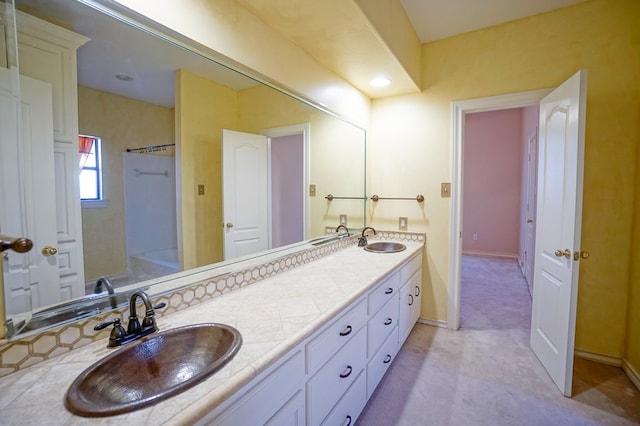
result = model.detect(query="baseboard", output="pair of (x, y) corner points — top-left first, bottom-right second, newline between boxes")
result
(461, 250), (518, 259)
(417, 317), (447, 328)
(622, 359), (640, 392)
(574, 349), (622, 366)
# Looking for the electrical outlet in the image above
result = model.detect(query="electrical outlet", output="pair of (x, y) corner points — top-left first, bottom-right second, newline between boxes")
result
(441, 182), (451, 198)
(198, 184), (205, 195)
(399, 217), (408, 231)
(340, 214), (347, 225)
(309, 184), (316, 197)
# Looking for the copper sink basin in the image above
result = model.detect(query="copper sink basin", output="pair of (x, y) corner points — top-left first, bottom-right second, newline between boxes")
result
(65, 323), (242, 417)
(364, 241), (407, 253)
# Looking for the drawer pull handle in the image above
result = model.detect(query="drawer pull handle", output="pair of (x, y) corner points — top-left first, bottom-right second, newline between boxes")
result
(385, 287), (393, 295)
(415, 286), (420, 296)
(409, 294), (414, 306)
(384, 318), (393, 326)
(339, 325), (353, 336)
(383, 354), (392, 364)
(343, 415), (352, 426)
(339, 365), (353, 378)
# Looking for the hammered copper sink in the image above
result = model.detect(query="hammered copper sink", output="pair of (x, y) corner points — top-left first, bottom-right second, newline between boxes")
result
(65, 323), (242, 417)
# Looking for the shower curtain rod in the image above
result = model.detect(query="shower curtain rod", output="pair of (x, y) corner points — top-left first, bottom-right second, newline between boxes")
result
(126, 143), (175, 153)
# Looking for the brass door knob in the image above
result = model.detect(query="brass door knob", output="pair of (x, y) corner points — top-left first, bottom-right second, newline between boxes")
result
(580, 250), (590, 259)
(225, 222), (234, 228)
(41, 245), (58, 256)
(554, 249), (571, 259)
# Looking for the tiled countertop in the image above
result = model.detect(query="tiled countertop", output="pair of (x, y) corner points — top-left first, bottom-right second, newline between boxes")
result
(0, 240), (423, 425)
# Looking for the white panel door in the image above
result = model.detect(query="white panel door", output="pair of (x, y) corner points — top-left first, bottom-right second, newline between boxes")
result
(20, 75), (60, 308)
(223, 129), (269, 260)
(1, 74), (60, 312)
(523, 134), (538, 291)
(530, 70), (587, 397)
(0, 67), (32, 315)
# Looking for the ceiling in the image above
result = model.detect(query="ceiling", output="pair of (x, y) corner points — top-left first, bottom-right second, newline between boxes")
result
(16, 0), (589, 107)
(400, 0), (587, 43)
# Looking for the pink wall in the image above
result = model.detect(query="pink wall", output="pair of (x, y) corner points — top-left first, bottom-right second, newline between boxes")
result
(271, 134), (304, 248)
(462, 108), (523, 256)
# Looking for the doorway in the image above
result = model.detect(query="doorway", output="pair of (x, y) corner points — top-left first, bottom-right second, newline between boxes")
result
(447, 89), (550, 331)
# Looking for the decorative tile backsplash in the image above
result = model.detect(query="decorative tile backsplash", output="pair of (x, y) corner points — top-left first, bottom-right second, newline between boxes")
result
(0, 231), (424, 378)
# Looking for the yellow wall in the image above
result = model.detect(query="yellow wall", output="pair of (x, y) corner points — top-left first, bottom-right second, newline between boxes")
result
(113, 0), (371, 127)
(627, 111), (640, 374)
(238, 85), (367, 235)
(78, 86), (175, 281)
(176, 70), (238, 269)
(370, 0), (640, 360)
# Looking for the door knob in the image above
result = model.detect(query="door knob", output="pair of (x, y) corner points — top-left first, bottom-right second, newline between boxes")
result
(527, 219), (533, 223)
(41, 245), (58, 256)
(580, 250), (590, 259)
(554, 249), (571, 259)
(225, 222), (234, 228)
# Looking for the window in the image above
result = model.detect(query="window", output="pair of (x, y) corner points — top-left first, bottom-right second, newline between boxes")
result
(79, 135), (103, 201)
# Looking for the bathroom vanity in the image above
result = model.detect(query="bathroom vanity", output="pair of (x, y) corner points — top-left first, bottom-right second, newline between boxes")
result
(0, 236), (423, 424)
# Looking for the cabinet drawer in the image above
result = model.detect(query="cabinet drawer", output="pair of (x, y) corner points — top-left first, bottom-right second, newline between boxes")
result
(306, 298), (367, 374)
(307, 327), (366, 426)
(400, 252), (422, 283)
(368, 272), (400, 315)
(321, 369), (367, 426)
(367, 295), (399, 357)
(367, 325), (399, 398)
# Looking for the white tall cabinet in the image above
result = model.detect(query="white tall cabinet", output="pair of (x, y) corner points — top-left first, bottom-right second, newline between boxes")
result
(15, 11), (88, 305)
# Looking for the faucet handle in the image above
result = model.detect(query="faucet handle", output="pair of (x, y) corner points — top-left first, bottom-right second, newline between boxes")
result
(94, 317), (120, 331)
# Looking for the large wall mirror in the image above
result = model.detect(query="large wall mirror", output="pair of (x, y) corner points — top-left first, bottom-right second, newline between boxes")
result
(1, 0), (367, 338)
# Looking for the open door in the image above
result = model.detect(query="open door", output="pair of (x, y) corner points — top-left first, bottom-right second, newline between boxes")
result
(222, 129), (269, 260)
(530, 70), (587, 396)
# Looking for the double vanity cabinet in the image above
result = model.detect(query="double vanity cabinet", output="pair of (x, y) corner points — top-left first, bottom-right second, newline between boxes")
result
(202, 249), (423, 426)
(0, 239), (424, 425)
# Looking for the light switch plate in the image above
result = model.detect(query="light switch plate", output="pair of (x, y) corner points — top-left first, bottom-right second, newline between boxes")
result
(441, 182), (451, 198)
(340, 214), (347, 225)
(198, 184), (205, 195)
(399, 217), (408, 231)
(309, 184), (316, 196)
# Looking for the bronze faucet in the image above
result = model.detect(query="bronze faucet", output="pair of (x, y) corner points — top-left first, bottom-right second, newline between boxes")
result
(94, 290), (165, 348)
(358, 226), (377, 247)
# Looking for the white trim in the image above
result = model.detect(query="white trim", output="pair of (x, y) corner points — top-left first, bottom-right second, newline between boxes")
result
(261, 123), (311, 241)
(417, 317), (447, 328)
(623, 359), (640, 392)
(448, 89), (551, 331)
(574, 349), (622, 367)
(81, 199), (108, 209)
(461, 250), (518, 259)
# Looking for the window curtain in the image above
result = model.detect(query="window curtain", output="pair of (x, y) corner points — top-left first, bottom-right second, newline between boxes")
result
(78, 136), (94, 170)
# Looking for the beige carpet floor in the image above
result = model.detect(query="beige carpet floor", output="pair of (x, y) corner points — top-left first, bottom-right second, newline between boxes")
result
(356, 255), (640, 425)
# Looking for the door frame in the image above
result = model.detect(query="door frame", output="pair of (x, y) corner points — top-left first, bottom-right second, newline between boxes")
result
(260, 123), (310, 245)
(447, 89), (551, 330)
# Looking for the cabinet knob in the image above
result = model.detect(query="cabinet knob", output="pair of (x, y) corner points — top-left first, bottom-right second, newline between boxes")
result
(383, 354), (392, 364)
(342, 415), (352, 426)
(384, 318), (393, 326)
(385, 287), (393, 295)
(408, 294), (414, 306)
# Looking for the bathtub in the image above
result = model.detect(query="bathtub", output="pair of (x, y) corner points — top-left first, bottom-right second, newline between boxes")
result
(129, 248), (180, 280)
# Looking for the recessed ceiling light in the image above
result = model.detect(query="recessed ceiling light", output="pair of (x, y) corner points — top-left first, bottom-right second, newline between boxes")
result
(370, 77), (391, 88)
(115, 74), (133, 81)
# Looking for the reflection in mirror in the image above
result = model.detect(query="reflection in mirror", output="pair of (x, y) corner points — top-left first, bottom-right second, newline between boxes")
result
(2, 0), (366, 338)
